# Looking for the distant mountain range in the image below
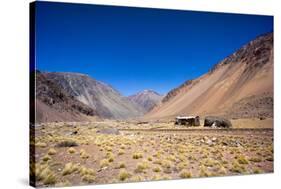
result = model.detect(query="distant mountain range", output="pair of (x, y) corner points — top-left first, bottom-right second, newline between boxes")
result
(35, 32), (273, 123)
(145, 32), (273, 120)
(35, 72), (162, 122)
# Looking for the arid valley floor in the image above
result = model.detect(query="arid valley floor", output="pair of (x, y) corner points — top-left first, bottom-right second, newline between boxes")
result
(31, 118), (273, 187)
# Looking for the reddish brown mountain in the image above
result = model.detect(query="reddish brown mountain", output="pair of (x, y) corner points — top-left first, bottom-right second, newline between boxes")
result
(145, 32), (273, 120)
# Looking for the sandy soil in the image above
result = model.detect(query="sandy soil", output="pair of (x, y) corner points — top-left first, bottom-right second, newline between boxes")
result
(31, 119), (273, 187)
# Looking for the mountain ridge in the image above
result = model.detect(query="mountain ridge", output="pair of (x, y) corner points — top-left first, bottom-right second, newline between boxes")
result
(145, 32), (273, 120)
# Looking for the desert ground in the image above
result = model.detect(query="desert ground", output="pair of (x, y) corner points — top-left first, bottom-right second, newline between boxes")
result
(30, 118), (273, 187)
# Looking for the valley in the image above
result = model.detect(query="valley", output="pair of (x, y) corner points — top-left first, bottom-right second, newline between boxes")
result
(31, 32), (274, 187)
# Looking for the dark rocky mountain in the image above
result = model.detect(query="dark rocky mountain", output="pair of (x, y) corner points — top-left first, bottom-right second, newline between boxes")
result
(146, 32), (273, 119)
(128, 90), (163, 112)
(35, 72), (97, 123)
(42, 72), (144, 119)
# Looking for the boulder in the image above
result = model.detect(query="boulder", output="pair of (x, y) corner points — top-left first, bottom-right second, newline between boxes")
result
(204, 116), (232, 128)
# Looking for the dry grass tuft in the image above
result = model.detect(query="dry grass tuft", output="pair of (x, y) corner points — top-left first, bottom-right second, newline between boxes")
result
(152, 166), (161, 173)
(42, 155), (51, 162)
(35, 164), (56, 185)
(47, 148), (57, 155)
(179, 170), (192, 178)
(100, 159), (110, 168)
(80, 149), (90, 159)
(62, 163), (79, 176)
(249, 157), (262, 163)
(135, 161), (150, 173)
(132, 152), (143, 159)
(36, 142), (47, 148)
(68, 147), (76, 154)
(236, 155), (249, 164)
(118, 169), (131, 181)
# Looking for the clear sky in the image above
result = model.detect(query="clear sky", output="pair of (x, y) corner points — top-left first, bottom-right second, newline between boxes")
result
(35, 1), (273, 96)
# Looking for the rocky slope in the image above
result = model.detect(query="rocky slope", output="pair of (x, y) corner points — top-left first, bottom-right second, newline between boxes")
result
(42, 72), (144, 119)
(35, 71), (96, 123)
(145, 32), (273, 120)
(128, 90), (163, 112)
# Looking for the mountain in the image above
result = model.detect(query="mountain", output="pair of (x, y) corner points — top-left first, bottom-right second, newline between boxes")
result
(128, 90), (163, 112)
(35, 71), (97, 123)
(145, 32), (273, 120)
(41, 72), (144, 119)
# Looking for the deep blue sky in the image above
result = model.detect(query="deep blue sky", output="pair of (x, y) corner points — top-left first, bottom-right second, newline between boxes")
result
(35, 1), (273, 96)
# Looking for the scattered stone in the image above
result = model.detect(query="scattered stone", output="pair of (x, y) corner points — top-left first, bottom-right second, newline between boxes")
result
(211, 137), (217, 142)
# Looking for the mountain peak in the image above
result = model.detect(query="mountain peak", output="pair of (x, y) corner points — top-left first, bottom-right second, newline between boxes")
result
(128, 90), (163, 112)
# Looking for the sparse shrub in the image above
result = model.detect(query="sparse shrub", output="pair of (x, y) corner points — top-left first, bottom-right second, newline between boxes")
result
(118, 162), (126, 169)
(236, 155), (249, 164)
(36, 142), (47, 148)
(130, 175), (144, 182)
(266, 156), (273, 161)
(153, 151), (161, 158)
(100, 159), (109, 168)
(82, 175), (95, 183)
(199, 166), (212, 177)
(47, 148), (57, 155)
(179, 170), (192, 178)
(35, 164), (56, 185)
(41, 167), (56, 185)
(153, 159), (162, 165)
(56, 140), (78, 147)
(118, 149), (125, 155)
(230, 161), (246, 173)
(42, 155), (51, 162)
(55, 180), (71, 187)
(249, 157), (262, 163)
(135, 161), (149, 173)
(152, 166), (161, 172)
(132, 152), (143, 159)
(79, 166), (95, 176)
(105, 146), (112, 152)
(152, 174), (162, 181)
(177, 162), (188, 171)
(80, 149), (90, 159)
(62, 163), (79, 175)
(201, 158), (221, 168)
(253, 168), (263, 174)
(68, 147), (76, 154)
(147, 156), (153, 161)
(161, 160), (172, 169)
(118, 169), (130, 181)
(79, 166), (95, 183)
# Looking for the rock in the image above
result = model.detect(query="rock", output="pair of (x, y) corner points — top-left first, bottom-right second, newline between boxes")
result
(204, 116), (232, 128)
(205, 139), (213, 146)
(211, 137), (217, 142)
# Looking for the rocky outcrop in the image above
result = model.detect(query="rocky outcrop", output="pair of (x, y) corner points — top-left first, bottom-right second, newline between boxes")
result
(204, 116), (232, 128)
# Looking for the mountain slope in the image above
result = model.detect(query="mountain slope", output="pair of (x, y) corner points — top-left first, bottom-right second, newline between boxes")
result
(145, 32), (273, 120)
(35, 71), (97, 123)
(128, 90), (163, 112)
(42, 72), (144, 119)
